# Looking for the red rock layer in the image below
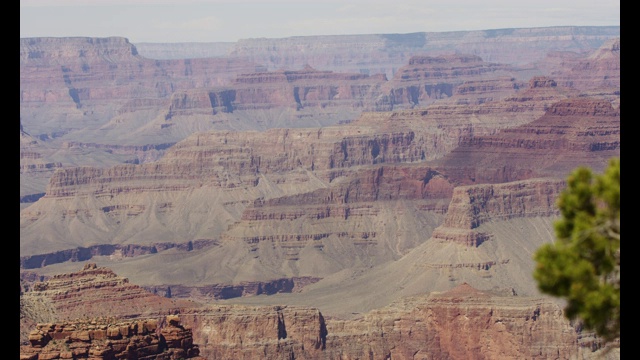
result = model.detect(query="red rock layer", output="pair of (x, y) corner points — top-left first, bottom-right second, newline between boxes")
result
(20, 316), (204, 360)
(21, 264), (191, 324)
(435, 97), (620, 183)
(21, 265), (613, 359)
(323, 283), (609, 359)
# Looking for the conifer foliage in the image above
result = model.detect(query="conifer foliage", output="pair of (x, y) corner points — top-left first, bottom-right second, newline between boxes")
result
(533, 158), (620, 342)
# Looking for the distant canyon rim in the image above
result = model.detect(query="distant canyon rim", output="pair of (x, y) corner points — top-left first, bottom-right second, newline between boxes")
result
(20, 26), (620, 359)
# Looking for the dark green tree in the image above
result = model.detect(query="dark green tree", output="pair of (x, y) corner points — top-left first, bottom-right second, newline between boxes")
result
(533, 157), (620, 342)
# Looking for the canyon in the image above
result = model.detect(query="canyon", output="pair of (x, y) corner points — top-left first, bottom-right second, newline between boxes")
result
(20, 264), (619, 359)
(20, 26), (620, 359)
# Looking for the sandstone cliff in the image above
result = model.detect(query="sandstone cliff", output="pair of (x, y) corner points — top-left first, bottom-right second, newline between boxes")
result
(21, 265), (618, 359)
(20, 316), (204, 360)
(430, 178), (565, 247)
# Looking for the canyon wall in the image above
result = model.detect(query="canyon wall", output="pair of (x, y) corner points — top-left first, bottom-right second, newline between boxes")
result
(21, 265), (618, 359)
(226, 26), (619, 76)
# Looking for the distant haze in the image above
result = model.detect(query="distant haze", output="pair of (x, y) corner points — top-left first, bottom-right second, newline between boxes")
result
(20, 0), (620, 43)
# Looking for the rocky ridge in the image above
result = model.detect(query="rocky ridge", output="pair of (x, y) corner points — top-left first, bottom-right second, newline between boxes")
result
(433, 97), (621, 182)
(431, 178), (565, 247)
(20, 315), (204, 360)
(20, 77), (617, 296)
(538, 37), (620, 92)
(227, 26), (619, 76)
(20, 265), (618, 359)
(20, 76), (570, 261)
(20, 264), (191, 324)
(20, 29), (619, 205)
(163, 65), (388, 118)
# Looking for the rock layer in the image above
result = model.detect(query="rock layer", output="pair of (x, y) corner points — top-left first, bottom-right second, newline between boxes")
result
(434, 97), (620, 183)
(20, 316), (204, 360)
(21, 265), (618, 359)
(431, 178), (565, 247)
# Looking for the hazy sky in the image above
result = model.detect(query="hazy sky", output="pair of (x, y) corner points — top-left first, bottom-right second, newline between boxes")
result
(20, 0), (620, 44)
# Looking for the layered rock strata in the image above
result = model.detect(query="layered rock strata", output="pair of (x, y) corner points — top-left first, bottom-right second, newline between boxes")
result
(223, 164), (454, 264)
(19, 263), (193, 330)
(20, 36), (261, 150)
(431, 178), (565, 247)
(20, 36), (258, 106)
(228, 26), (619, 76)
(323, 283), (614, 359)
(20, 240), (216, 269)
(21, 82), (556, 253)
(21, 32), (613, 203)
(21, 77), (582, 291)
(374, 55), (518, 110)
(434, 97), (620, 183)
(20, 316), (204, 360)
(539, 37), (620, 92)
(21, 265), (617, 360)
(144, 276), (321, 300)
(164, 65), (387, 118)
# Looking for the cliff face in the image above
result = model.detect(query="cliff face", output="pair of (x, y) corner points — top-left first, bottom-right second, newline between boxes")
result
(324, 284), (609, 360)
(20, 37), (258, 104)
(20, 316), (204, 360)
(20, 36), (260, 146)
(434, 97), (620, 183)
(227, 26), (619, 76)
(21, 265), (616, 360)
(538, 37), (620, 92)
(21, 76), (566, 258)
(374, 54), (518, 110)
(164, 66), (387, 118)
(20, 30), (618, 207)
(430, 178), (565, 247)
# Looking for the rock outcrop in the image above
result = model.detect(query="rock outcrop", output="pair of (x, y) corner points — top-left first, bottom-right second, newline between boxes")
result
(323, 283), (616, 359)
(374, 54), (518, 110)
(20, 316), (204, 360)
(21, 265), (618, 359)
(431, 178), (565, 246)
(20, 263), (193, 328)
